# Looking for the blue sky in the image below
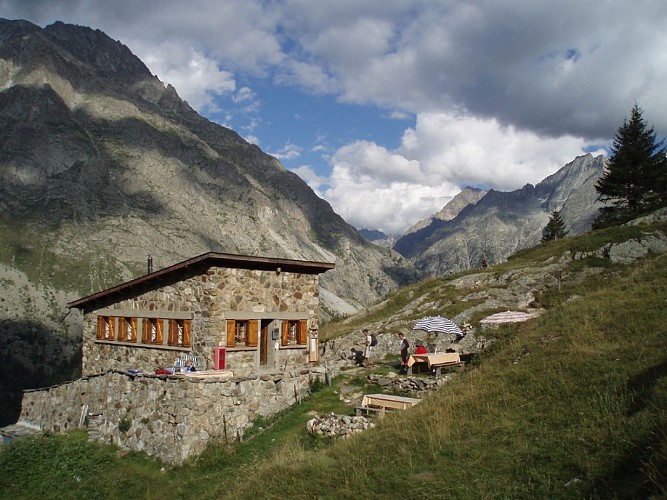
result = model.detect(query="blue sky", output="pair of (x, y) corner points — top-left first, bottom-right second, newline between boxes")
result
(1, 0), (666, 234)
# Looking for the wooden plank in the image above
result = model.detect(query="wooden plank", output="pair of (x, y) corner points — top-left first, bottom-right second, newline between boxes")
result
(174, 370), (234, 378)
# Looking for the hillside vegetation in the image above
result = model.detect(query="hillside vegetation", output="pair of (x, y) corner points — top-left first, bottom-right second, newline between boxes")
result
(1, 223), (666, 499)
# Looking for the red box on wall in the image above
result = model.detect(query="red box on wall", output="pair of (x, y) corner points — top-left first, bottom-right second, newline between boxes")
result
(214, 347), (226, 370)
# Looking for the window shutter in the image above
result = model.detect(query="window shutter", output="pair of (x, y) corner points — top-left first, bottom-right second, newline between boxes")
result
(156, 320), (164, 345)
(297, 320), (308, 344)
(183, 320), (191, 347)
(142, 318), (149, 344)
(130, 317), (138, 342)
(168, 319), (177, 346)
(226, 320), (236, 347)
(108, 318), (115, 340)
(281, 320), (289, 346)
(97, 317), (104, 340)
(119, 317), (127, 341)
(248, 320), (258, 347)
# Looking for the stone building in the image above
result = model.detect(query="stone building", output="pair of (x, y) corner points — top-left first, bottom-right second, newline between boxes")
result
(68, 252), (335, 376)
(10, 252), (335, 464)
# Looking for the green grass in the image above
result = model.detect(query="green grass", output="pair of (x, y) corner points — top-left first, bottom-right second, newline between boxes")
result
(2, 235), (666, 499)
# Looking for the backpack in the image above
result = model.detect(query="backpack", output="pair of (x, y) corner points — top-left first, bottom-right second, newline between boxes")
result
(370, 334), (378, 347)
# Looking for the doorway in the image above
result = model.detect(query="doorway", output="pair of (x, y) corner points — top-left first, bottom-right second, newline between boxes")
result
(260, 319), (271, 366)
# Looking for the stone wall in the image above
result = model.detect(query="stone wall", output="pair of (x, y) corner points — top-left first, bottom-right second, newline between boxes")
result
(19, 367), (325, 464)
(81, 267), (320, 376)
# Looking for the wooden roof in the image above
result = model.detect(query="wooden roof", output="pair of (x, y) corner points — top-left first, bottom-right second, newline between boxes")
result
(67, 252), (335, 310)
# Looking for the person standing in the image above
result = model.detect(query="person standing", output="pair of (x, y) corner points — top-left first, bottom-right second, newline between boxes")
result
(363, 328), (373, 364)
(398, 332), (410, 373)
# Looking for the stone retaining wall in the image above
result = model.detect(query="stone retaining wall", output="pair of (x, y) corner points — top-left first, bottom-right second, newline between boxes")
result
(19, 368), (325, 464)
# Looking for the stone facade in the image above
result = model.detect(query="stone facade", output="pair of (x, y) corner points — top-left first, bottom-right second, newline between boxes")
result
(79, 264), (325, 377)
(19, 368), (325, 464)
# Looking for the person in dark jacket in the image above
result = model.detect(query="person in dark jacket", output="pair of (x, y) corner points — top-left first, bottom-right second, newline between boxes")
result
(398, 332), (409, 373)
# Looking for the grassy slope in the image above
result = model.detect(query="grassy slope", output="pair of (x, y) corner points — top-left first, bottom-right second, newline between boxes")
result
(1, 229), (666, 499)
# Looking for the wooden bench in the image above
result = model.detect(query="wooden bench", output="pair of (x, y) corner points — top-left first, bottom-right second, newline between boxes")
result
(431, 360), (465, 376)
(355, 405), (386, 416)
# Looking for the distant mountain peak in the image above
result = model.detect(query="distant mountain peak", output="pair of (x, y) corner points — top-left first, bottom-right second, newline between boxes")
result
(393, 154), (607, 275)
(403, 186), (488, 237)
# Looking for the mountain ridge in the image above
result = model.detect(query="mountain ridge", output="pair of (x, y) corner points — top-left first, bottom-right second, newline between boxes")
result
(393, 154), (606, 274)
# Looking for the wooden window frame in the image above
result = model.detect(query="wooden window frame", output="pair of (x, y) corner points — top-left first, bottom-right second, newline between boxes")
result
(96, 316), (115, 341)
(168, 319), (191, 348)
(226, 319), (258, 348)
(118, 317), (137, 343)
(142, 317), (164, 345)
(281, 319), (308, 346)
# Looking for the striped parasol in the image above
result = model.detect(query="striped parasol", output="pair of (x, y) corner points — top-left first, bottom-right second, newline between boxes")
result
(413, 316), (463, 336)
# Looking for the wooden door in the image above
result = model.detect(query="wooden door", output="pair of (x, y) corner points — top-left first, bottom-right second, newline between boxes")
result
(260, 320), (269, 365)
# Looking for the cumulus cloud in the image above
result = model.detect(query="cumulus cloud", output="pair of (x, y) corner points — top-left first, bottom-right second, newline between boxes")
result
(322, 112), (605, 234)
(322, 141), (459, 234)
(133, 40), (236, 113)
(271, 142), (302, 161)
(275, 0), (667, 138)
(291, 165), (328, 192)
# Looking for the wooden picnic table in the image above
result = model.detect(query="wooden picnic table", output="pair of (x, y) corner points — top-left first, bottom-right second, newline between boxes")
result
(357, 393), (422, 416)
(406, 352), (465, 375)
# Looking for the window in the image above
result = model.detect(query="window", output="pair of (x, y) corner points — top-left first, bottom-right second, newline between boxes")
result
(281, 320), (307, 346)
(95, 314), (190, 349)
(226, 319), (258, 347)
(96, 316), (115, 340)
(168, 319), (191, 348)
(142, 318), (163, 345)
(118, 317), (138, 342)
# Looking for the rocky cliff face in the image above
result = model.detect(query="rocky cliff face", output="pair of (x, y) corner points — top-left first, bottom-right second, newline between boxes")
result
(394, 154), (606, 275)
(0, 19), (417, 310)
(0, 19), (417, 424)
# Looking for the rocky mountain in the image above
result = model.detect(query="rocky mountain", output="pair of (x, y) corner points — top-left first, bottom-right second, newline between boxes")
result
(358, 228), (398, 248)
(0, 18), (419, 310)
(394, 154), (606, 275)
(0, 19), (419, 424)
(402, 186), (488, 237)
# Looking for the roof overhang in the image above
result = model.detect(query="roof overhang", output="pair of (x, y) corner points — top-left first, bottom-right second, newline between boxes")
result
(67, 252), (335, 310)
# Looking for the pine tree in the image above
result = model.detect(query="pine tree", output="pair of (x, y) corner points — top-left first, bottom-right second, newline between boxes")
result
(595, 104), (667, 227)
(541, 210), (569, 243)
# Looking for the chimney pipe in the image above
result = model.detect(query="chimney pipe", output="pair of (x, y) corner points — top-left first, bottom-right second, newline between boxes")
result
(147, 255), (154, 274)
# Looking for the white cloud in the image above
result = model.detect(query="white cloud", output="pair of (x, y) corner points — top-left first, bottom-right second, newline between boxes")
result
(321, 111), (604, 234)
(323, 141), (458, 234)
(133, 40), (236, 113)
(271, 142), (302, 161)
(399, 112), (601, 190)
(291, 165), (328, 192)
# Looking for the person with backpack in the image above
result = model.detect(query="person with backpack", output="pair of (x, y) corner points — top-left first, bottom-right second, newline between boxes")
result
(398, 331), (410, 373)
(363, 329), (377, 364)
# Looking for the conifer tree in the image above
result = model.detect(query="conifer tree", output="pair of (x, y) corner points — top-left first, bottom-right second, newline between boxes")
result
(541, 210), (569, 243)
(595, 104), (667, 227)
